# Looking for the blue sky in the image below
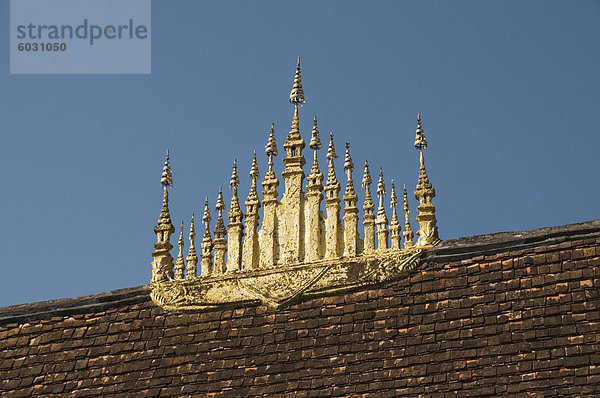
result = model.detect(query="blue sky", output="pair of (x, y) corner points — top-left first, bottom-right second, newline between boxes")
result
(1, 1), (599, 306)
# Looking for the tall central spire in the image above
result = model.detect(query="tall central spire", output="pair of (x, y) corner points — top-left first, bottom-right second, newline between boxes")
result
(289, 56), (305, 106)
(280, 57), (307, 263)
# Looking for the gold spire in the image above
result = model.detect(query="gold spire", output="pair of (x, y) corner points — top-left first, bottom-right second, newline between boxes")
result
(214, 187), (227, 237)
(265, 123), (278, 158)
(186, 214), (198, 278)
(415, 150), (435, 202)
(343, 143), (359, 257)
(288, 104), (301, 141)
(247, 151), (261, 207)
(310, 116), (322, 150)
(213, 187), (228, 274)
(227, 160), (243, 273)
(158, 186), (172, 226)
(413, 114), (439, 246)
(343, 143), (357, 200)
(389, 180), (401, 249)
(390, 180), (398, 208)
(307, 116), (323, 188)
(377, 168), (386, 207)
(289, 56), (305, 105)
(202, 197), (212, 239)
(325, 132), (339, 187)
(414, 113), (428, 150)
(174, 221), (185, 280)
(230, 158), (240, 188)
(376, 168), (389, 250)
(201, 196), (213, 276)
(160, 149), (173, 188)
(250, 150), (260, 178)
(403, 184), (414, 248)
(362, 160), (374, 211)
(264, 124), (279, 184)
(228, 159), (243, 223)
(151, 151), (175, 283)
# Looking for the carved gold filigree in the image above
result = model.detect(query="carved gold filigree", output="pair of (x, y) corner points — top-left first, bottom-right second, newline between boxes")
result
(151, 248), (424, 311)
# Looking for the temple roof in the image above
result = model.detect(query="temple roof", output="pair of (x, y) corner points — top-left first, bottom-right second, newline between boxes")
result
(3, 218), (599, 325)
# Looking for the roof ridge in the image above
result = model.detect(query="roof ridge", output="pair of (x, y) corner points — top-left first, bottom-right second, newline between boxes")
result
(1, 219), (599, 325)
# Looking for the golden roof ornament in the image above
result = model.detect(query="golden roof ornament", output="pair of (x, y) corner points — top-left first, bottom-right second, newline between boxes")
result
(265, 123), (278, 158)
(246, 151), (261, 207)
(227, 161), (243, 273)
(150, 58), (441, 311)
(413, 114), (439, 247)
(362, 160), (372, 191)
(362, 160), (376, 252)
(289, 56), (305, 106)
(414, 113), (427, 150)
(403, 184), (414, 248)
(213, 187), (227, 274)
(150, 150), (176, 284)
(325, 132), (339, 187)
(160, 149), (173, 188)
(343, 143), (357, 200)
(201, 197), (213, 276)
(229, 159), (240, 188)
(186, 214), (198, 278)
(376, 168), (389, 250)
(214, 187), (227, 236)
(174, 221), (185, 280)
(389, 180), (401, 249)
(263, 124), (279, 188)
(307, 116), (323, 187)
(310, 116), (322, 150)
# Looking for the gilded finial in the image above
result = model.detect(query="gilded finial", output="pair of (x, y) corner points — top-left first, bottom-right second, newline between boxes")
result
(403, 184), (410, 215)
(344, 142), (354, 172)
(160, 149), (173, 188)
(375, 168), (389, 250)
(343, 143), (357, 207)
(200, 197), (213, 276)
(186, 213), (198, 278)
(174, 221), (186, 280)
(265, 124), (278, 157)
(230, 159), (240, 188)
(377, 168), (386, 197)
(403, 184), (415, 248)
(389, 180), (401, 250)
(326, 132), (338, 162)
(310, 116), (322, 150)
(289, 56), (305, 105)
(202, 197), (212, 227)
(325, 132), (339, 187)
(390, 180), (398, 208)
(362, 160), (372, 189)
(250, 150), (259, 179)
(246, 151), (261, 208)
(414, 113), (428, 150)
(189, 213), (196, 238)
(178, 221), (185, 246)
(215, 187), (226, 215)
